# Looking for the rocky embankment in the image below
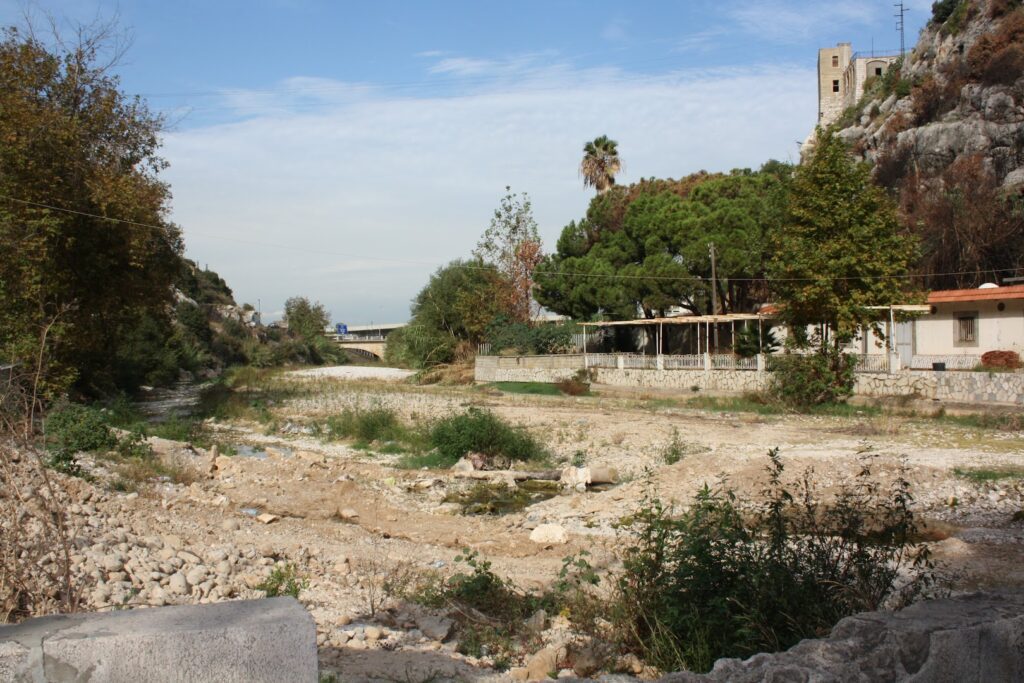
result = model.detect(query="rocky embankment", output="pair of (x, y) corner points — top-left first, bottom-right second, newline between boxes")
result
(831, 0), (1024, 193)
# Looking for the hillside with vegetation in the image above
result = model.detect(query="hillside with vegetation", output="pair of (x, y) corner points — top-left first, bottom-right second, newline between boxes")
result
(825, 0), (1024, 290)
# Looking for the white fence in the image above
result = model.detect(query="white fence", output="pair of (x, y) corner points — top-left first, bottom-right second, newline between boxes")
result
(663, 354), (705, 370)
(853, 354), (890, 373)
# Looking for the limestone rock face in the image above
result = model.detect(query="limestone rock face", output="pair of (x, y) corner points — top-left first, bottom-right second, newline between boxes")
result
(826, 4), (1024, 194)
(660, 591), (1024, 682)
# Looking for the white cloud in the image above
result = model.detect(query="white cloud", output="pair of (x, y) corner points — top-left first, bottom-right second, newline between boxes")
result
(163, 62), (816, 324)
(428, 56), (498, 76)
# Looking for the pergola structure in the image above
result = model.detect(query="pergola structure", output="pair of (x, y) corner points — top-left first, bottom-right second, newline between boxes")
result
(580, 313), (775, 356)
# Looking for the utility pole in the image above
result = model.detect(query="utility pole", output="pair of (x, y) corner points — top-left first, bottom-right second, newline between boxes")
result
(709, 242), (719, 352)
(894, 2), (907, 57)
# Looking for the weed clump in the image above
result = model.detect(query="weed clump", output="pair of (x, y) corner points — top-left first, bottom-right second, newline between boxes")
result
(258, 563), (308, 599)
(429, 407), (547, 467)
(614, 449), (936, 673)
(326, 406), (407, 443)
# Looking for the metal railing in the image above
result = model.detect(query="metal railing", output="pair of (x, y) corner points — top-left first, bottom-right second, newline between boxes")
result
(853, 354), (890, 373)
(663, 354), (705, 370)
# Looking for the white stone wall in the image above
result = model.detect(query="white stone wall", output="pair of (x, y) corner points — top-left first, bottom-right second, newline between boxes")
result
(476, 356), (1024, 405)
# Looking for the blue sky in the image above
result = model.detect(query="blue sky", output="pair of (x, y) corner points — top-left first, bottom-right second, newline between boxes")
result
(2, 1), (931, 323)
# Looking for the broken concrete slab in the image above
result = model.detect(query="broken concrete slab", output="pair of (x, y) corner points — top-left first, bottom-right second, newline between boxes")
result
(0, 597), (316, 682)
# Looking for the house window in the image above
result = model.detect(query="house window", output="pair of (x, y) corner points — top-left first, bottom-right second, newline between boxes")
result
(832, 79), (840, 93)
(832, 55), (839, 68)
(875, 67), (883, 76)
(955, 314), (977, 346)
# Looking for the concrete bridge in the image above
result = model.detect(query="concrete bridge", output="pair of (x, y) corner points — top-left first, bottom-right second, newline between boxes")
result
(329, 322), (405, 359)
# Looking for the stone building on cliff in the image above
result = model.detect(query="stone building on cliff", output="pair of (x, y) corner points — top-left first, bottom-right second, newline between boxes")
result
(816, 42), (901, 127)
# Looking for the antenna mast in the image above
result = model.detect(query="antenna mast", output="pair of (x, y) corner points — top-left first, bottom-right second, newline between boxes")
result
(894, 2), (907, 57)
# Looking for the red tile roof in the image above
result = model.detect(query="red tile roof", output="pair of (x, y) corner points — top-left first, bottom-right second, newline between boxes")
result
(928, 285), (1024, 304)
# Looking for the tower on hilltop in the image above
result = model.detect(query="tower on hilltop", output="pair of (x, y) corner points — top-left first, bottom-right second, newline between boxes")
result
(815, 42), (901, 129)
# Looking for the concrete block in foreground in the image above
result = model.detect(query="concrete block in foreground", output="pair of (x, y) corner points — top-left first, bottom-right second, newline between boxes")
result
(0, 597), (316, 683)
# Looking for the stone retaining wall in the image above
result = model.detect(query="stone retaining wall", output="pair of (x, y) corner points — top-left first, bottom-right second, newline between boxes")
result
(476, 356), (1024, 405)
(0, 598), (316, 682)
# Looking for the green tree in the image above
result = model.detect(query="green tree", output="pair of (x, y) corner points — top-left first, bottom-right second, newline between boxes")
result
(580, 135), (622, 194)
(283, 297), (330, 342)
(768, 131), (919, 352)
(388, 260), (509, 368)
(535, 166), (788, 320)
(0, 26), (182, 396)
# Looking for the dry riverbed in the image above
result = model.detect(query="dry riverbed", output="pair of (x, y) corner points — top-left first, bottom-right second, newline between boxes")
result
(39, 369), (1024, 681)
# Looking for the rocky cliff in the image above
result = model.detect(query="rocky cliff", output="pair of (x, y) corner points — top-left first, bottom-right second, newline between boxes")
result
(814, 0), (1024, 289)
(831, 0), (1023, 191)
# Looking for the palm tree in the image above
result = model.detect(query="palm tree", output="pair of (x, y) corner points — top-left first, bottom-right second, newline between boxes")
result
(580, 135), (622, 193)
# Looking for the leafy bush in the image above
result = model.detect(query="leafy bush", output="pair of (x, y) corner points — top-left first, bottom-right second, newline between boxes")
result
(257, 563), (308, 599)
(384, 324), (457, 369)
(429, 408), (547, 467)
(486, 318), (578, 355)
(939, 0), (971, 35)
(45, 402), (117, 472)
(615, 450), (935, 673)
(931, 0), (962, 24)
(768, 348), (856, 408)
(326, 406), (407, 443)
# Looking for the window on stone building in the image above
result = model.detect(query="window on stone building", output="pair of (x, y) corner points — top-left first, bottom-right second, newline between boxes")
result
(875, 67), (883, 76)
(832, 55), (839, 67)
(832, 79), (840, 93)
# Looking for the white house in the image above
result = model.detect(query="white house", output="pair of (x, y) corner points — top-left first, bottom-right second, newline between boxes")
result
(844, 284), (1024, 370)
(914, 284), (1024, 365)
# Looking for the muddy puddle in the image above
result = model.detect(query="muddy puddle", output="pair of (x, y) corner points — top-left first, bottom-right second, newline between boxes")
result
(444, 480), (561, 515)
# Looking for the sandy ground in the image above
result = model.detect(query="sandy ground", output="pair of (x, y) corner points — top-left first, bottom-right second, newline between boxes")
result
(54, 375), (1024, 681)
(288, 365), (415, 381)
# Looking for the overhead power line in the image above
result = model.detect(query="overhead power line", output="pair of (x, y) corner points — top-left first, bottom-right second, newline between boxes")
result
(1, 192), (1020, 285)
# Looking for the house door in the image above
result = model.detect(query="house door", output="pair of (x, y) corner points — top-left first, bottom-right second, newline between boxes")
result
(894, 321), (914, 367)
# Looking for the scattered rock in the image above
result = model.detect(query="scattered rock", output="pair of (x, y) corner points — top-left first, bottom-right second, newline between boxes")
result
(529, 524), (568, 545)
(526, 646), (564, 681)
(572, 645), (601, 677)
(222, 518), (240, 531)
(257, 513), (279, 525)
(416, 615), (454, 642)
(524, 609), (547, 633)
(167, 572), (189, 596)
(451, 458), (475, 473)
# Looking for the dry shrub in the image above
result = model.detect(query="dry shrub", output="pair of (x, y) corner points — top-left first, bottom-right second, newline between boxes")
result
(968, 9), (1024, 84)
(900, 155), (1024, 289)
(1, 443), (92, 622)
(873, 143), (914, 189)
(989, 0), (1023, 19)
(980, 350), (1022, 369)
(911, 75), (960, 123)
(982, 44), (1024, 85)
